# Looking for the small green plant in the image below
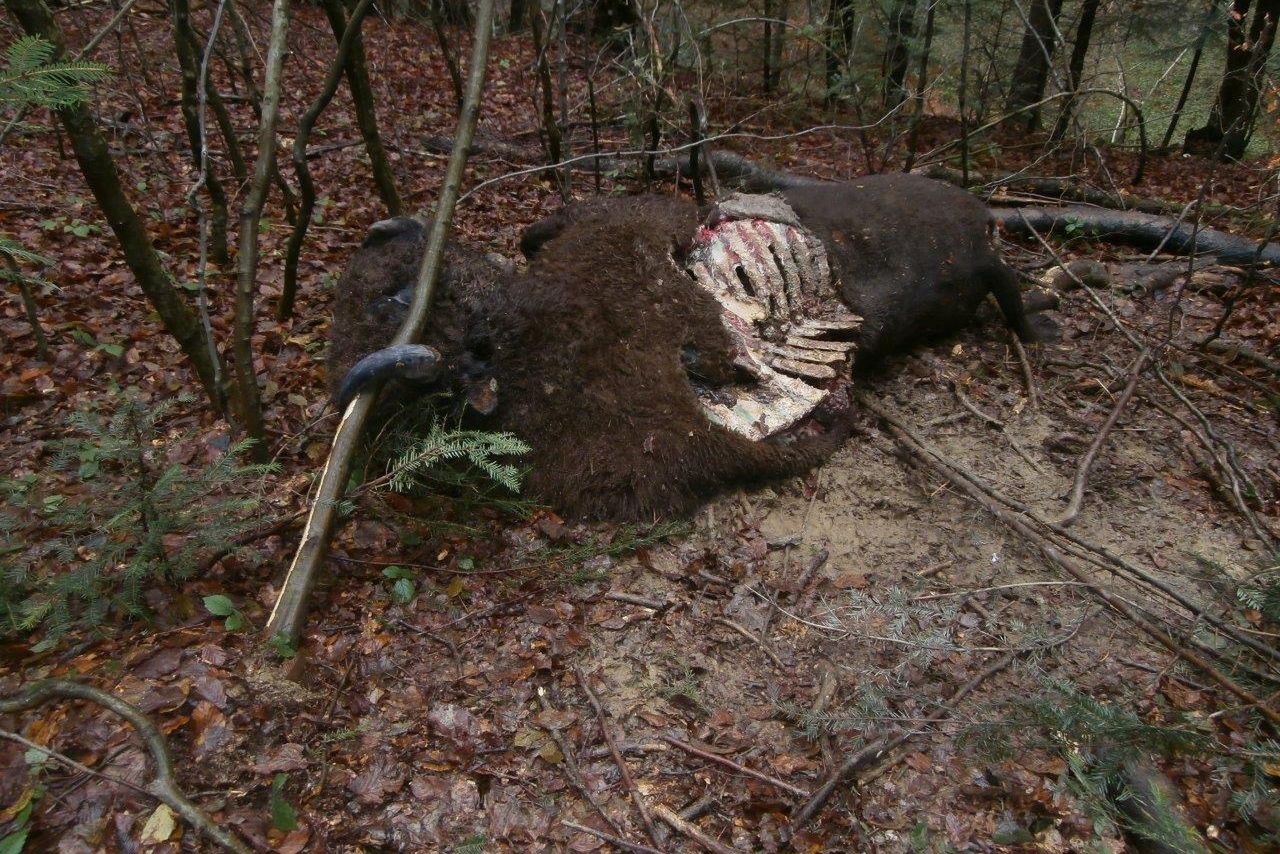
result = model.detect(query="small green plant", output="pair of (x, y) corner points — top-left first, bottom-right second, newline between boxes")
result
(963, 678), (1228, 849)
(0, 391), (275, 642)
(365, 401), (534, 519)
(203, 594), (247, 632)
(0, 783), (42, 854)
(385, 420), (529, 495)
(268, 632), (298, 659)
(656, 659), (707, 711)
(453, 833), (487, 854)
(381, 565), (417, 604)
(269, 773), (299, 832)
(36, 216), (99, 238)
(0, 36), (109, 108)
(1236, 558), (1280, 625)
(69, 327), (123, 357)
(319, 723), (368, 744)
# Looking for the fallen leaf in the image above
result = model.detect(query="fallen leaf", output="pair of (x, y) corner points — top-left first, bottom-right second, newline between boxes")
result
(139, 803), (177, 844)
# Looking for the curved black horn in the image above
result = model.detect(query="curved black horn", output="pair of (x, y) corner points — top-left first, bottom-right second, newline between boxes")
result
(334, 344), (444, 409)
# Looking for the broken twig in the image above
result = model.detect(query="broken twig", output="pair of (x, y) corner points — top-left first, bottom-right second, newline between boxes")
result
(0, 680), (250, 853)
(1053, 349), (1150, 527)
(575, 665), (661, 847)
(660, 734), (808, 797)
(653, 803), (740, 854)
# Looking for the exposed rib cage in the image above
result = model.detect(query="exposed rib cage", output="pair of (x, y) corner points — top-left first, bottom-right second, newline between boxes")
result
(685, 206), (861, 440)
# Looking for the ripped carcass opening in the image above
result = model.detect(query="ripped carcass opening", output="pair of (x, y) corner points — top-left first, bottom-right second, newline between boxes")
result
(685, 198), (861, 441)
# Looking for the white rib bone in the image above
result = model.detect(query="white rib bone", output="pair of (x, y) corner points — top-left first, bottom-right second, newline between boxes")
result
(784, 335), (857, 352)
(767, 356), (837, 379)
(684, 202), (861, 440)
(765, 343), (848, 364)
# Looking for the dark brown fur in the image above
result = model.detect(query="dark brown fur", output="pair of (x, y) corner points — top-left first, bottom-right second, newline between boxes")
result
(330, 200), (848, 521)
(327, 219), (505, 400)
(777, 175), (1037, 357)
(520, 175), (1045, 360)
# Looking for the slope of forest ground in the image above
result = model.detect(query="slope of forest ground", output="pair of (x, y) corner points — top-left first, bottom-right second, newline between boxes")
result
(1, 5), (1278, 852)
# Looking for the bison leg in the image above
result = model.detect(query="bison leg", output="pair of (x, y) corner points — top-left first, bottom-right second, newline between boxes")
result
(983, 261), (1043, 342)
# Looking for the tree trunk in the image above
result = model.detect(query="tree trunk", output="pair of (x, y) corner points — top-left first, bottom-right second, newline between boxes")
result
(903, 1), (936, 170)
(232, 0), (292, 456)
(170, 0), (231, 264)
(3, 0), (224, 410)
(769, 0), (787, 93)
(280, 0), (377, 321)
(958, 0), (972, 182)
(1162, 3), (1216, 151)
(763, 0), (775, 93)
(509, 0), (527, 31)
(824, 0), (856, 96)
(1005, 0), (1065, 130)
(994, 205), (1280, 266)
(319, 0), (402, 215)
(1049, 0), (1100, 141)
(423, 0), (465, 112)
(883, 0), (917, 110)
(435, 0), (473, 27)
(1186, 0), (1280, 159)
(530, 6), (568, 200)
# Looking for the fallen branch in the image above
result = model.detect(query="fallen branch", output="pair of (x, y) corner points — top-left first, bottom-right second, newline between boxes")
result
(660, 734), (808, 797)
(0, 679), (250, 853)
(1053, 349), (1150, 527)
(264, 0), (497, 647)
(919, 166), (1175, 214)
(1007, 328), (1040, 407)
(653, 803), (740, 854)
(1203, 339), (1280, 375)
(873, 390), (1280, 667)
(953, 382), (1043, 473)
(575, 665), (661, 847)
(994, 206), (1280, 266)
(790, 644), (1025, 834)
(562, 821), (665, 854)
(715, 616), (785, 669)
(538, 687), (627, 838)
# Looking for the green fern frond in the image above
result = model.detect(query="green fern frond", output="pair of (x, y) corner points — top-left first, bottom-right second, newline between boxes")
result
(0, 234), (51, 267)
(386, 422), (529, 495)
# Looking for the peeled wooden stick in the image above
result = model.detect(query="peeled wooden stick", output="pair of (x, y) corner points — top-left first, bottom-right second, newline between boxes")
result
(653, 803), (741, 854)
(0, 679), (250, 853)
(265, 0), (497, 646)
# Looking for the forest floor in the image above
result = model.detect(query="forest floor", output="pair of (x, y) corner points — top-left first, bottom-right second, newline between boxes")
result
(1, 6), (1278, 853)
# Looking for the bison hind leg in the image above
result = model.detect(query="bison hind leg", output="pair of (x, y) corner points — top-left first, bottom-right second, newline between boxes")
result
(983, 261), (1051, 343)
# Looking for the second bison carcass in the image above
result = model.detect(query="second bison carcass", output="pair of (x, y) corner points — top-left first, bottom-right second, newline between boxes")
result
(329, 176), (1044, 521)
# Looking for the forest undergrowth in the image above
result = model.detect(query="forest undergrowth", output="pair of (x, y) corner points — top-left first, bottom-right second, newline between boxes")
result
(0, 3), (1278, 851)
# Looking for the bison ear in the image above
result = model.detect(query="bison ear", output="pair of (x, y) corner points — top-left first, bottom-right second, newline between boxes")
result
(519, 212), (571, 259)
(465, 376), (499, 415)
(363, 216), (425, 248)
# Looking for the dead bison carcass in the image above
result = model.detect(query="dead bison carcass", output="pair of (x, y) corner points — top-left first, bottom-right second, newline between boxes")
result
(331, 176), (1045, 521)
(328, 196), (852, 522)
(521, 174), (1042, 360)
